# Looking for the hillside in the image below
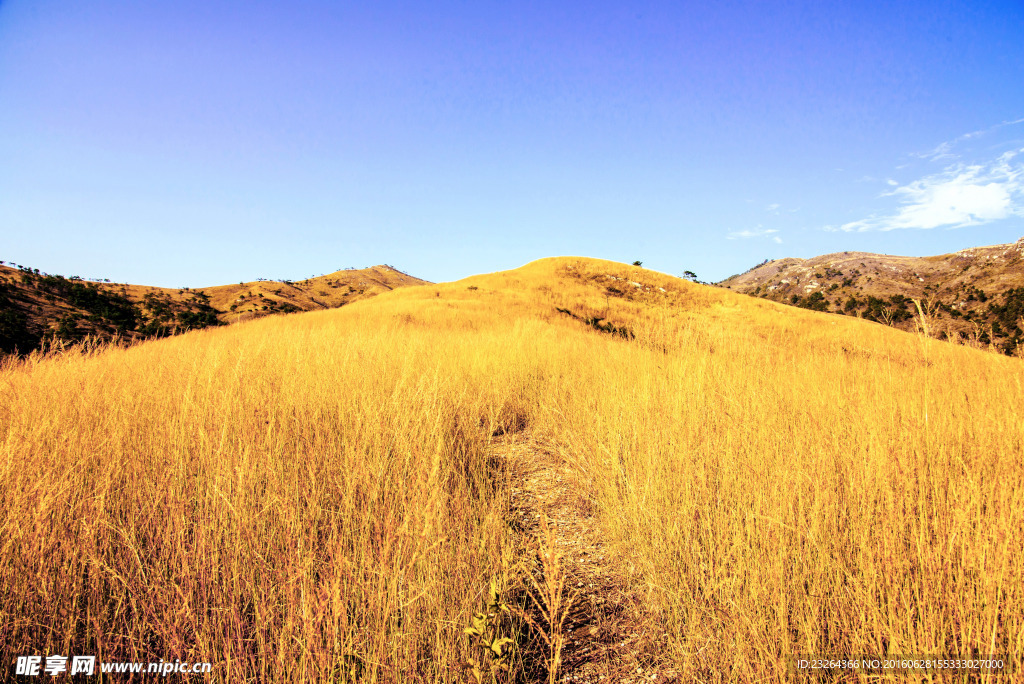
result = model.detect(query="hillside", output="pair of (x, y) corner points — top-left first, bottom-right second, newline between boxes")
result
(2, 257), (1022, 681)
(719, 237), (1024, 354)
(0, 262), (428, 354)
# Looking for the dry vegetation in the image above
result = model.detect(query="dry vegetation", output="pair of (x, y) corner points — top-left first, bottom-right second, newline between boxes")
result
(0, 263), (427, 356)
(2, 257), (1022, 681)
(719, 237), (1024, 354)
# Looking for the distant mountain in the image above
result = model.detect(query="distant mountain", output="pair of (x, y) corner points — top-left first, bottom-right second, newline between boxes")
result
(718, 237), (1024, 354)
(0, 263), (429, 355)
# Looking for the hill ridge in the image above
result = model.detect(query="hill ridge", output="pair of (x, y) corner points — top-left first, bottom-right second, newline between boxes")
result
(0, 262), (429, 355)
(719, 237), (1024, 354)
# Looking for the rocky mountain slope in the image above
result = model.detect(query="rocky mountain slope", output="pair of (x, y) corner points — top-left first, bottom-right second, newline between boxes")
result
(719, 237), (1024, 354)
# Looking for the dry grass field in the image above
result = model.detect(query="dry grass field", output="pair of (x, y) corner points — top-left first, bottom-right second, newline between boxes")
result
(2, 257), (1022, 682)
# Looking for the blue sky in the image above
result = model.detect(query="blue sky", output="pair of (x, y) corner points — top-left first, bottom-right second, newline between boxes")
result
(1, 0), (1022, 287)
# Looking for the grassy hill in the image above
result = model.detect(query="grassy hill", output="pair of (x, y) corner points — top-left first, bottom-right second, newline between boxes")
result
(719, 237), (1024, 355)
(0, 263), (428, 355)
(1, 257), (1021, 681)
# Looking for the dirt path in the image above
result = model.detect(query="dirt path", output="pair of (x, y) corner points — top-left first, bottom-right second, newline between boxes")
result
(491, 432), (678, 683)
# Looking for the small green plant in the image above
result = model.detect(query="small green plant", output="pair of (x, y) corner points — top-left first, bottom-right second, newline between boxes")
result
(464, 577), (515, 683)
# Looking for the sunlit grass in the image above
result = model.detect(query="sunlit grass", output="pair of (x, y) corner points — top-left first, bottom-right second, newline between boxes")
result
(2, 257), (1021, 681)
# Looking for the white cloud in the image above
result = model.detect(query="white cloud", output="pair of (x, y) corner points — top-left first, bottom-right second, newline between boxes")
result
(918, 140), (957, 162)
(772, 236), (783, 244)
(857, 176), (899, 186)
(766, 203), (780, 212)
(831, 148), (1024, 232)
(913, 117), (1024, 162)
(727, 225), (780, 240)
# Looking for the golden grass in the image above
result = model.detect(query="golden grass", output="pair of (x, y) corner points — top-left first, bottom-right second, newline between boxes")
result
(0, 311), (534, 680)
(2, 256), (1022, 681)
